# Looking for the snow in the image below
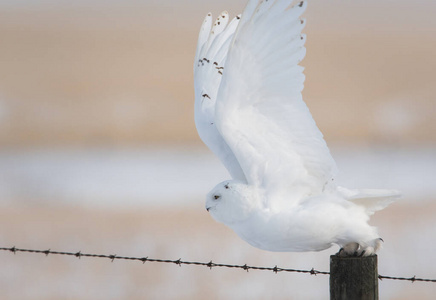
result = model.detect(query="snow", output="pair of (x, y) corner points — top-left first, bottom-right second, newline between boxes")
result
(0, 145), (434, 207)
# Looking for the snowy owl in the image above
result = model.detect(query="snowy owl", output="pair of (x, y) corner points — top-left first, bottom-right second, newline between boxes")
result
(194, 0), (400, 256)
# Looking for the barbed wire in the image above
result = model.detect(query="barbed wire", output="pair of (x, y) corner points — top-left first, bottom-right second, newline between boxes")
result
(1, 246), (435, 283)
(0, 246), (327, 276)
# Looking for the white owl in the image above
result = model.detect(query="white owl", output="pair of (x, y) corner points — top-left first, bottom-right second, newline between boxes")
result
(194, 0), (400, 256)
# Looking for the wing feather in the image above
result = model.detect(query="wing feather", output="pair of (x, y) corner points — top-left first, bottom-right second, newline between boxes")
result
(194, 13), (212, 64)
(215, 0), (338, 208)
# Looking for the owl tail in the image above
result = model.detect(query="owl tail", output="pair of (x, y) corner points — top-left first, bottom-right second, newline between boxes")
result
(338, 186), (401, 215)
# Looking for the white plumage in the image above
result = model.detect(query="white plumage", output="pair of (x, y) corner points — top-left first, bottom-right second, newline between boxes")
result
(194, 0), (400, 256)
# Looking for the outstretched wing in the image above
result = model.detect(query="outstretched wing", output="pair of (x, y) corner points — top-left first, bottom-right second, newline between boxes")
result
(215, 0), (338, 208)
(194, 12), (246, 181)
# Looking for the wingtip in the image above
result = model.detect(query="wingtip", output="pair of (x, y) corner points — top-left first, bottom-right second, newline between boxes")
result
(294, 1), (308, 15)
(216, 11), (229, 22)
(298, 1), (308, 9)
(202, 13), (213, 28)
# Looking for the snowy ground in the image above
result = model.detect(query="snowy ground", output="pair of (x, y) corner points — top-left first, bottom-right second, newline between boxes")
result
(0, 145), (435, 207)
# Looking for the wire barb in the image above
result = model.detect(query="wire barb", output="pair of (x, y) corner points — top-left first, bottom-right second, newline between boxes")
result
(207, 260), (214, 269)
(0, 246), (435, 283)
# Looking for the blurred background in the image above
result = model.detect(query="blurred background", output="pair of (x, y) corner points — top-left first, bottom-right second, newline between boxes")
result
(0, 0), (435, 299)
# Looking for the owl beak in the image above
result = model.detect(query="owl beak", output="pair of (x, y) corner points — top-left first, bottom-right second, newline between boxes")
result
(206, 207), (211, 212)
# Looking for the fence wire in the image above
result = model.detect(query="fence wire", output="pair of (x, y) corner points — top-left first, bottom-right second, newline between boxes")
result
(1, 246), (435, 283)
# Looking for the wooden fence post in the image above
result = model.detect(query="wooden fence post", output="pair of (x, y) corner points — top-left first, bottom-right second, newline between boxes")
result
(330, 255), (378, 300)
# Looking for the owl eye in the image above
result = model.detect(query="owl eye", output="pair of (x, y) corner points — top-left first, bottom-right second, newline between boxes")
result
(214, 195), (221, 200)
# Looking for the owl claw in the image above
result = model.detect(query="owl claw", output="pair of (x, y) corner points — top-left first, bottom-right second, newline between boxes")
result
(337, 239), (383, 257)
